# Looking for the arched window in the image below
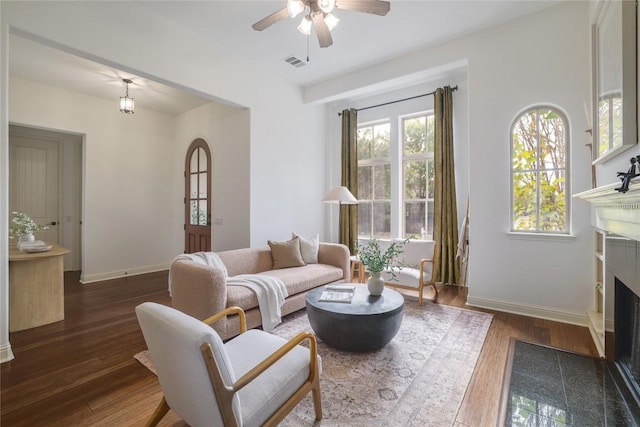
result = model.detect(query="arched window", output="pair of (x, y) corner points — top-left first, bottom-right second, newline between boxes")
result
(511, 106), (569, 233)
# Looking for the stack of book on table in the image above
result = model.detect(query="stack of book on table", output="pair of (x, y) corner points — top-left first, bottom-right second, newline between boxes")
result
(17, 240), (53, 253)
(319, 284), (356, 303)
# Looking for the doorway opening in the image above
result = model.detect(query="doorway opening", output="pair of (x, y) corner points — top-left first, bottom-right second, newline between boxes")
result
(9, 124), (83, 271)
(184, 138), (212, 253)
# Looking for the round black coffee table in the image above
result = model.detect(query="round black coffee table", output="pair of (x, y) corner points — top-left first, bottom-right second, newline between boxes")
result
(305, 284), (404, 352)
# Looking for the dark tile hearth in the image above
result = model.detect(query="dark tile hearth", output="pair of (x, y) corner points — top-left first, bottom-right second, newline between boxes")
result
(504, 340), (640, 426)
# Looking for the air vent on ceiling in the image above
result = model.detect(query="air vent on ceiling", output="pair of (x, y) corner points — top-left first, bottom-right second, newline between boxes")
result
(284, 55), (306, 68)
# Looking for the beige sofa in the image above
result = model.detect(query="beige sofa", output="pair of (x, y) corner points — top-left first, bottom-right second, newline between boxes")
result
(170, 242), (350, 340)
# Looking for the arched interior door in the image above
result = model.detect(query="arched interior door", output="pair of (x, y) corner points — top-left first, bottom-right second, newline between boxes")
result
(184, 139), (211, 253)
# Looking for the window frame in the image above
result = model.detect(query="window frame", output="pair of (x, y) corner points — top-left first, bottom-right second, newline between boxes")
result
(357, 119), (392, 239)
(509, 105), (571, 235)
(400, 111), (435, 240)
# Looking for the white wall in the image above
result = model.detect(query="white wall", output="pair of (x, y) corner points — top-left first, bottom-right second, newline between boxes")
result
(9, 76), (178, 282)
(0, 1), (329, 360)
(2, 0), (633, 362)
(466, 2), (593, 323)
(314, 2), (595, 324)
(0, 6), (14, 363)
(174, 102), (251, 251)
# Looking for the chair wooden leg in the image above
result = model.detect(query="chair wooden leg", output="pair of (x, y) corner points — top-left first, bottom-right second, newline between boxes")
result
(311, 374), (322, 421)
(145, 397), (170, 427)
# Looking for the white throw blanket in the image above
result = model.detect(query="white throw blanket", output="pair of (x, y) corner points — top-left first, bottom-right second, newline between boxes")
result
(168, 252), (228, 296)
(227, 274), (288, 332)
(168, 252), (288, 331)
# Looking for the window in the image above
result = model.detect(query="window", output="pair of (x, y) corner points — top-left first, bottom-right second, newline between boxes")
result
(402, 114), (435, 239)
(357, 121), (391, 238)
(597, 93), (622, 157)
(357, 111), (435, 240)
(511, 107), (569, 233)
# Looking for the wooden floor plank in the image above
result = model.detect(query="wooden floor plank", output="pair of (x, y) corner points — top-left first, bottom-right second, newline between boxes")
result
(1, 273), (597, 427)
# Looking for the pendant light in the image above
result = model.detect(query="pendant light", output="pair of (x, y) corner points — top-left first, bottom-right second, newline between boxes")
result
(119, 78), (135, 114)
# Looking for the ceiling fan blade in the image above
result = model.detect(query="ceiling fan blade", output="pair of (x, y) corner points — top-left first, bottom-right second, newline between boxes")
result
(252, 7), (290, 31)
(311, 12), (333, 48)
(336, 0), (390, 16)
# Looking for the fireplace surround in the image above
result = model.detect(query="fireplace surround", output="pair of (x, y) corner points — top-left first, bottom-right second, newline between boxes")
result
(575, 178), (640, 407)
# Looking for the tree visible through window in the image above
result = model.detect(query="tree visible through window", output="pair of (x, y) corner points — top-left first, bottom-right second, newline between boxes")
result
(511, 107), (569, 233)
(357, 121), (391, 238)
(357, 112), (435, 240)
(403, 114), (434, 239)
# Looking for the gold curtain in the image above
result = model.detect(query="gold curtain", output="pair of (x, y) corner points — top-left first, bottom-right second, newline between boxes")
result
(340, 108), (358, 254)
(433, 87), (459, 285)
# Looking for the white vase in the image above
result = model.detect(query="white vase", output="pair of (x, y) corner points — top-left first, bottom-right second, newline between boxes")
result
(16, 233), (35, 251)
(367, 273), (385, 296)
(19, 233), (35, 243)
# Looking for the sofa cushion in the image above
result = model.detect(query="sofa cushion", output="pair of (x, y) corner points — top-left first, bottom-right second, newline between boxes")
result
(268, 237), (305, 269)
(263, 264), (344, 296)
(292, 232), (319, 264)
(226, 264), (344, 311)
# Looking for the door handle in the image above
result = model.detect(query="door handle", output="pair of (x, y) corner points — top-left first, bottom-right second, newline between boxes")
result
(50, 221), (57, 226)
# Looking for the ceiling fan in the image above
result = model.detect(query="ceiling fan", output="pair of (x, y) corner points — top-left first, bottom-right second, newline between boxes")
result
(252, 0), (391, 48)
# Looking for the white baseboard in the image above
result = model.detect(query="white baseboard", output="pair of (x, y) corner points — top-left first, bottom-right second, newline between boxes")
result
(587, 324), (606, 358)
(1, 342), (15, 363)
(466, 295), (590, 327)
(80, 263), (169, 284)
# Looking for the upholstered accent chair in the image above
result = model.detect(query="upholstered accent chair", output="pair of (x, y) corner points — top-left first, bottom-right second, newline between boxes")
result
(135, 302), (322, 427)
(381, 239), (439, 305)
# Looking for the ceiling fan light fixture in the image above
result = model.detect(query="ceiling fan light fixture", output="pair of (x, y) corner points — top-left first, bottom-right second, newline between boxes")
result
(119, 78), (135, 114)
(318, 0), (335, 14)
(297, 15), (312, 35)
(324, 13), (339, 31)
(287, 0), (305, 18)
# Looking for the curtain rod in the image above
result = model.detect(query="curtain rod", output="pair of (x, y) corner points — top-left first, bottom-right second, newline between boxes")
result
(338, 85), (458, 116)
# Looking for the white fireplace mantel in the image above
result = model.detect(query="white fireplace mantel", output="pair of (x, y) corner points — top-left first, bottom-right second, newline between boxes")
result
(574, 179), (640, 241)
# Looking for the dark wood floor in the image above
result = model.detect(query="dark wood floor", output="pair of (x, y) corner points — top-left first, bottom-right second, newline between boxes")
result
(1, 271), (597, 427)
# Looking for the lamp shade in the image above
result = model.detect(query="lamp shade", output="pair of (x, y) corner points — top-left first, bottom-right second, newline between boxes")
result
(287, 0), (304, 17)
(318, 0), (336, 14)
(297, 15), (312, 35)
(119, 78), (135, 114)
(119, 96), (135, 114)
(322, 186), (358, 204)
(324, 13), (339, 31)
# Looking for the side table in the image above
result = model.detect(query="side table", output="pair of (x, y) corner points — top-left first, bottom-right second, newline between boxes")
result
(8, 243), (70, 332)
(349, 255), (365, 283)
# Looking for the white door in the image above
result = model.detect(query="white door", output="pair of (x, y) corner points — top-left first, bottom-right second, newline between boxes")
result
(9, 135), (60, 244)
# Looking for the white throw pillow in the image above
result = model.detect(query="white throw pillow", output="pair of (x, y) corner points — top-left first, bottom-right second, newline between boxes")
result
(292, 232), (319, 264)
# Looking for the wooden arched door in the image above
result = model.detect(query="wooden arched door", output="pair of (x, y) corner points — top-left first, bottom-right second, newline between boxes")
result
(184, 139), (211, 253)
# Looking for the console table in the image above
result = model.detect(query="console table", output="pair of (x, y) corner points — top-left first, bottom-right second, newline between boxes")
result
(8, 243), (70, 332)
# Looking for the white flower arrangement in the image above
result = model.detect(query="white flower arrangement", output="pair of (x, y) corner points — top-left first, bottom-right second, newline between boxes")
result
(8, 212), (48, 239)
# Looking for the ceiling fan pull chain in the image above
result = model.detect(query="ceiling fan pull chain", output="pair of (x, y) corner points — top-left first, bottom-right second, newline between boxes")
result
(306, 32), (310, 62)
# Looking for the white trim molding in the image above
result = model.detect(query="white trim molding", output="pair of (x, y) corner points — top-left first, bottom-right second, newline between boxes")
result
(80, 263), (169, 284)
(466, 295), (590, 327)
(1, 342), (15, 363)
(573, 179), (640, 240)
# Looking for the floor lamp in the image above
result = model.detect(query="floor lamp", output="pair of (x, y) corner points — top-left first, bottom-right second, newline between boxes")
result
(322, 186), (358, 246)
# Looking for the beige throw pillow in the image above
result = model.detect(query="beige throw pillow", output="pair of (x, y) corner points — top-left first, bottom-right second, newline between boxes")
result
(292, 232), (319, 264)
(268, 237), (306, 269)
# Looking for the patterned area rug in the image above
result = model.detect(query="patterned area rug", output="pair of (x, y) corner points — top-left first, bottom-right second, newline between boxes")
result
(134, 299), (492, 427)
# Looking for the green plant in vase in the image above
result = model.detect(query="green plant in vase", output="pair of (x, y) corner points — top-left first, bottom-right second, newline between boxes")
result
(9, 211), (48, 241)
(358, 238), (407, 295)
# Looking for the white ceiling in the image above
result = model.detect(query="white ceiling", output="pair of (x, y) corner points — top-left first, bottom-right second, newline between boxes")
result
(8, 0), (564, 116)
